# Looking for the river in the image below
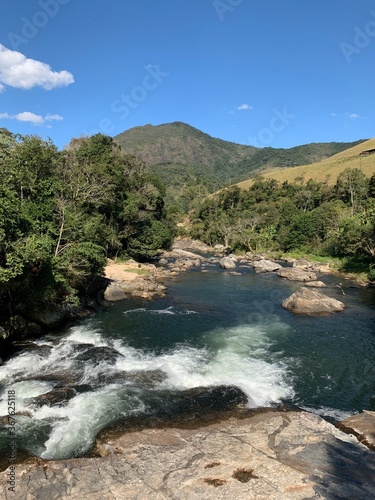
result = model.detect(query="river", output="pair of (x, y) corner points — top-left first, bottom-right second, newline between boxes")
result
(0, 262), (374, 461)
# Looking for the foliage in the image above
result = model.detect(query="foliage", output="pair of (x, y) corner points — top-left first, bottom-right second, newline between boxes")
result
(114, 121), (365, 213)
(190, 169), (375, 278)
(0, 130), (174, 320)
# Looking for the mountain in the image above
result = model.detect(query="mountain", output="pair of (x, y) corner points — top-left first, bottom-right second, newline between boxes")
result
(114, 122), (366, 192)
(236, 138), (375, 189)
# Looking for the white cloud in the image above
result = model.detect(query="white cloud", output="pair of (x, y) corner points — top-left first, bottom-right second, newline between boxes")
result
(331, 112), (363, 119)
(0, 111), (64, 125)
(0, 44), (74, 91)
(237, 103), (253, 111)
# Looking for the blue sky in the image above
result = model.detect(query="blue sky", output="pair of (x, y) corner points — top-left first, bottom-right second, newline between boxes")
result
(0, 0), (374, 150)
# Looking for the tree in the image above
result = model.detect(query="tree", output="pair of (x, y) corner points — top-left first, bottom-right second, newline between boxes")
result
(335, 168), (369, 214)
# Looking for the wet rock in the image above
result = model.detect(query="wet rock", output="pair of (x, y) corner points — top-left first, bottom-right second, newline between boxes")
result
(28, 387), (77, 407)
(101, 369), (167, 388)
(337, 410), (375, 450)
(4, 315), (42, 340)
(74, 346), (121, 364)
(278, 268), (317, 282)
(219, 257), (236, 269)
(282, 287), (345, 315)
(253, 260), (282, 273)
(25, 370), (80, 387)
(0, 326), (8, 340)
(6, 411), (375, 499)
(146, 385), (248, 422)
(28, 306), (69, 329)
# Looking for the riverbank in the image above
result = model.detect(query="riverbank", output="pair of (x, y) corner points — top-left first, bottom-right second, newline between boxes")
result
(2, 409), (374, 499)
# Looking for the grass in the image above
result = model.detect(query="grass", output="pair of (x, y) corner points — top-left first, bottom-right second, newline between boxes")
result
(236, 138), (375, 189)
(123, 268), (149, 275)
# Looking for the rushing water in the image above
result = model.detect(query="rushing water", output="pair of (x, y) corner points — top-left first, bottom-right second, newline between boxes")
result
(0, 262), (374, 460)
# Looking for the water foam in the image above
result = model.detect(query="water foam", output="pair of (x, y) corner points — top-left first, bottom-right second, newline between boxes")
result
(0, 315), (294, 459)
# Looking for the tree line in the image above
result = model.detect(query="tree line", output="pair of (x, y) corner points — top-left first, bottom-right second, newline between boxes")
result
(0, 130), (175, 320)
(190, 169), (375, 279)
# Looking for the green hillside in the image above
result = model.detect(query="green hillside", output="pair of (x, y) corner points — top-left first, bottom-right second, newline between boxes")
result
(236, 138), (375, 189)
(114, 122), (366, 196)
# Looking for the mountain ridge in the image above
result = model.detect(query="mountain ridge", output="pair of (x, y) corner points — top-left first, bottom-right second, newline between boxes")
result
(114, 122), (367, 192)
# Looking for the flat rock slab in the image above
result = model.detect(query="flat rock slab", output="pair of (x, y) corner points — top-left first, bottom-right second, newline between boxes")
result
(282, 287), (345, 315)
(278, 268), (317, 282)
(2, 411), (374, 499)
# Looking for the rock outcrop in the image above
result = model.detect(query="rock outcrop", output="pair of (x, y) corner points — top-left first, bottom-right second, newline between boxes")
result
(282, 287), (345, 315)
(337, 410), (375, 450)
(3, 411), (374, 499)
(278, 268), (317, 282)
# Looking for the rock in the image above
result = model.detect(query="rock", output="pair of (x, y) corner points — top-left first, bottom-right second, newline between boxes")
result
(253, 259), (282, 273)
(304, 281), (327, 288)
(219, 257), (236, 269)
(4, 411), (375, 499)
(292, 258), (312, 270)
(172, 238), (211, 253)
(337, 410), (375, 450)
(278, 268), (317, 282)
(312, 263), (331, 273)
(4, 315), (42, 340)
(282, 287), (345, 315)
(74, 346), (121, 364)
(162, 249), (205, 261)
(103, 369), (167, 388)
(0, 326), (9, 340)
(158, 257), (168, 265)
(104, 282), (127, 301)
(151, 385), (249, 419)
(29, 306), (70, 329)
(27, 387), (77, 408)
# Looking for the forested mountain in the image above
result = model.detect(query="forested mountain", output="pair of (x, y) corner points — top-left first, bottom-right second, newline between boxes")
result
(114, 122), (366, 200)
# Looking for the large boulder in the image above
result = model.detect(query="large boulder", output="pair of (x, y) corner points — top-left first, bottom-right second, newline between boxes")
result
(337, 410), (375, 450)
(219, 257), (236, 269)
(282, 287), (345, 315)
(253, 259), (282, 273)
(103, 282), (127, 301)
(278, 268), (317, 282)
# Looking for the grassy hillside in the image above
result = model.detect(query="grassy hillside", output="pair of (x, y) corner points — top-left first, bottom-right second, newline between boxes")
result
(236, 138), (375, 189)
(114, 122), (366, 193)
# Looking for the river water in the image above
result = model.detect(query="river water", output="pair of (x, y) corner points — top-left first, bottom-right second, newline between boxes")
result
(0, 262), (374, 460)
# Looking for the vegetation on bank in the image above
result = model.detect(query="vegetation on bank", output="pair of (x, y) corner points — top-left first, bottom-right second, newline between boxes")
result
(189, 170), (375, 281)
(0, 129), (175, 322)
